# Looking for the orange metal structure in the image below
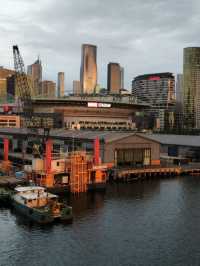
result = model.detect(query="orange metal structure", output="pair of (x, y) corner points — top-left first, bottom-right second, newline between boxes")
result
(26, 138), (113, 193)
(1, 138), (11, 174)
(70, 151), (90, 193)
(4, 138), (9, 161)
(94, 137), (100, 165)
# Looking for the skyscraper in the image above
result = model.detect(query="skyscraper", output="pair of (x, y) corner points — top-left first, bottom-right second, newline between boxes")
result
(176, 74), (183, 104)
(40, 80), (56, 98)
(58, 72), (65, 97)
(120, 67), (124, 90)
(107, 63), (121, 94)
(27, 58), (42, 96)
(80, 44), (97, 94)
(73, 80), (81, 95)
(183, 47), (200, 128)
(132, 72), (175, 130)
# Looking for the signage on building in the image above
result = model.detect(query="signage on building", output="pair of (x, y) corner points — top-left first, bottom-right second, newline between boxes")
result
(88, 102), (111, 108)
(148, 76), (161, 81)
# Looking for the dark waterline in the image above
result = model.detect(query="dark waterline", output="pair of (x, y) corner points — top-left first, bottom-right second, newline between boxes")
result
(1, 177), (200, 266)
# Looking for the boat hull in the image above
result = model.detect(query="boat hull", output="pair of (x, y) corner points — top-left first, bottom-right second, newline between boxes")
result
(12, 200), (54, 224)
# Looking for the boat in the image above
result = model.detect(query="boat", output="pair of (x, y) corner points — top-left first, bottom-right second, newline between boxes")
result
(11, 186), (73, 224)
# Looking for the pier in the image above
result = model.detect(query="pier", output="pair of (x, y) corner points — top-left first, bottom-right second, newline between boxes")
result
(113, 164), (200, 182)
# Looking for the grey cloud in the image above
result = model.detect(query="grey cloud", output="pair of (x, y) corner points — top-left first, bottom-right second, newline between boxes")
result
(0, 0), (200, 90)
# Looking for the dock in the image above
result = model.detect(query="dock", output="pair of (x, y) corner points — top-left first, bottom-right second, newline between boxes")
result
(113, 165), (200, 182)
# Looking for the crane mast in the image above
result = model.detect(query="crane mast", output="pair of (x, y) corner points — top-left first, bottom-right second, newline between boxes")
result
(13, 45), (33, 123)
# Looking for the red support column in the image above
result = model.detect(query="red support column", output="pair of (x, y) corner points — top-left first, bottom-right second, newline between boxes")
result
(45, 139), (52, 174)
(3, 138), (9, 161)
(94, 137), (100, 165)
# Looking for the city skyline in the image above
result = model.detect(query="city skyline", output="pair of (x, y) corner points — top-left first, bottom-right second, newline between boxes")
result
(1, 0), (200, 90)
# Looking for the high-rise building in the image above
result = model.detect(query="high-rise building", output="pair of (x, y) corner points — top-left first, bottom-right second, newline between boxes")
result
(27, 58), (42, 96)
(183, 47), (200, 128)
(107, 63), (121, 94)
(176, 74), (183, 104)
(40, 80), (56, 98)
(132, 72), (175, 130)
(80, 44), (97, 94)
(120, 67), (124, 90)
(73, 80), (81, 95)
(58, 72), (65, 97)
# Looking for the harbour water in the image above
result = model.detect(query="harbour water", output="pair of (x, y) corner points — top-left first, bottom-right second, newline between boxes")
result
(1, 176), (200, 266)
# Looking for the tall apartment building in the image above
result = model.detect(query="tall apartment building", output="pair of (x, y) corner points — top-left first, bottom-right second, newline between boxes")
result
(176, 74), (183, 105)
(57, 72), (65, 97)
(40, 80), (56, 98)
(27, 58), (42, 96)
(132, 72), (175, 130)
(80, 44), (97, 94)
(73, 80), (81, 95)
(183, 47), (200, 129)
(107, 63), (121, 94)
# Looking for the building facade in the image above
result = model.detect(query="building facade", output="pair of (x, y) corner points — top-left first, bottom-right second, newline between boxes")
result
(107, 63), (121, 94)
(57, 72), (65, 97)
(176, 74), (183, 106)
(40, 80), (56, 98)
(132, 72), (175, 131)
(32, 96), (147, 131)
(73, 80), (81, 95)
(183, 47), (200, 129)
(80, 44), (97, 94)
(120, 67), (124, 90)
(0, 67), (15, 100)
(27, 58), (42, 96)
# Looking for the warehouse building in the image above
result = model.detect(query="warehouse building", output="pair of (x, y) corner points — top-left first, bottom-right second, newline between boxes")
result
(140, 134), (200, 162)
(0, 129), (160, 168)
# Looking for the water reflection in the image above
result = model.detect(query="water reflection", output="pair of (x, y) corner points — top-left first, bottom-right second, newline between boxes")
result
(1, 177), (200, 266)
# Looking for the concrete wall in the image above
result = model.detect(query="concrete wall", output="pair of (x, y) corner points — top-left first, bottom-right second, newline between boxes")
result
(103, 135), (160, 165)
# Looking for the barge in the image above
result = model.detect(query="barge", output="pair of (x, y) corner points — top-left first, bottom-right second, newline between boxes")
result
(12, 186), (73, 224)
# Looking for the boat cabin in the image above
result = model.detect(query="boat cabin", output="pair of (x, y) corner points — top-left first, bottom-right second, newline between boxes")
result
(14, 186), (57, 208)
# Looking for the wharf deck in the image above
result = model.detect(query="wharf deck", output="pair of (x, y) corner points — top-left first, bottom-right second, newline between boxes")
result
(116, 167), (181, 180)
(114, 165), (200, 181)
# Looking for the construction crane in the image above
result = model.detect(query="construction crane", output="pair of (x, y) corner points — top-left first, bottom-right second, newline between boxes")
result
(13, 45), (50, 157)
(13, 45), (34, 124)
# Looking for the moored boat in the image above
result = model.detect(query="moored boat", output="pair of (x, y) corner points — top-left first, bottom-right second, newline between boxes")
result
(11, 186), (73, 224)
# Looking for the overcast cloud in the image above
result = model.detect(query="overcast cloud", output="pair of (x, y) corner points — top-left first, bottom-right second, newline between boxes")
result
(1, 0), (200, 91)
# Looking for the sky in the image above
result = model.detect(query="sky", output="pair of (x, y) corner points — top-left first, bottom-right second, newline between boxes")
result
(0, 0), (200, 92)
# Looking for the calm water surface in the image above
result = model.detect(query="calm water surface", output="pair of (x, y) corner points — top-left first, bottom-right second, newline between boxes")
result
(1, 177), (200, 266)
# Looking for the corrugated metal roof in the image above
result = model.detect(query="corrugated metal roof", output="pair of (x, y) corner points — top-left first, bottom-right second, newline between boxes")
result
(139, 134), (200, 147)
(47, 130), (136, 143)
(0, 128), (136, 143)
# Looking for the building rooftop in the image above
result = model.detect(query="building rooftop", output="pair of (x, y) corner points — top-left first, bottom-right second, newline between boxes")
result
(2, 128), (199, 147)
(0, 128), (139, 143)
(139, 134), (200, 148)
(133, 72), (174, 81)
(32, 95), (150, 108)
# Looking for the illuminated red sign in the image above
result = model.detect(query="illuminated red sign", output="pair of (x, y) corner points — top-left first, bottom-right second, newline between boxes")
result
(148, 76), (161, 81)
